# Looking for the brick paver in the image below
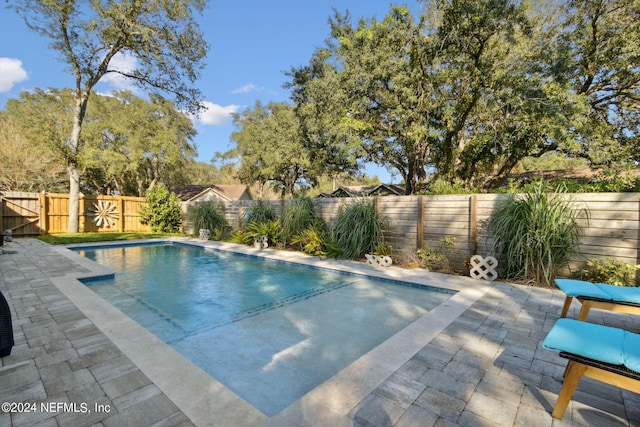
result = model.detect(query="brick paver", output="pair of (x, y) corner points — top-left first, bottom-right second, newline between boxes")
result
(0, 239), (193, 427)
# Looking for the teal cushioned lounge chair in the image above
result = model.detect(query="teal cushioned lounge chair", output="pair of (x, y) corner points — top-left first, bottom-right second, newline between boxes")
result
(555, 278), (640, 321)
(543, 318), (640, 419)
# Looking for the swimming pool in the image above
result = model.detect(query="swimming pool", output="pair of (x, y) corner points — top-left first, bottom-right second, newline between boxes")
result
(75, 242), (455, 417)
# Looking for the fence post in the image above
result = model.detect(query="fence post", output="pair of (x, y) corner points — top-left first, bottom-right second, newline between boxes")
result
(79, 195), (85, 233)
(39, 192), (48, 234)
(417, 195), (424, 249)
(469, 194), (477, 257)
(118, 197), (125, 232)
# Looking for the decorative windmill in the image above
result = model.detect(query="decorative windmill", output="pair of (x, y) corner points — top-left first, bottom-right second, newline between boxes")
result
(88, 200), (119, 227)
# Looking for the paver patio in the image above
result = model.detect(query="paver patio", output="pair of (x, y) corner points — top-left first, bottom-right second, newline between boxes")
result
(1, 238), (638, 426)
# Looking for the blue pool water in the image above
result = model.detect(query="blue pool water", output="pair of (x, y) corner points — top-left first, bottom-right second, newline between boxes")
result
(77, 242), (454, 416)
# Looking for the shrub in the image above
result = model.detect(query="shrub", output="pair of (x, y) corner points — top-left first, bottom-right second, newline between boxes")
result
(578, 258), (640, 287)
(331, 198), (387, 260)
(188, 202), (229, 239)
(417, 237), (458, 272)
(242, 220), (281, 246)
(281, 197), (324, 245)
(140, 184), (182, 233)
(243, 200), (277, 226)
(488, 182), (584, 286)
(291, 222), (330, 256)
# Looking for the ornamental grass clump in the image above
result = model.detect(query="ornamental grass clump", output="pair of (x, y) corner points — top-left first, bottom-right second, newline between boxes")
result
(188, 202), (229, 239)
(488, 183), (585, 287)
(243, 200), (277, 226)
(331, 198), (387, 260)
(281, 197), (324, 246)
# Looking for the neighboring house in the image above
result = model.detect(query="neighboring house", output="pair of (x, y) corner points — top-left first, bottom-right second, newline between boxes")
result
(317, 184), (405, 198)
(172, 184), (252, 203)
(173, 184), (252, 234)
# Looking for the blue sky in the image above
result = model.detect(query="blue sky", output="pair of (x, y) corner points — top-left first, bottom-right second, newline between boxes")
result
(0, 1), (423, 184)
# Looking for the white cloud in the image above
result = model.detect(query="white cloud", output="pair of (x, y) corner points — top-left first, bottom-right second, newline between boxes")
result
(197, 101), (241, 125)
(232, 83), (262, 94)
(0, 58), (28, 92)
(102, 52), (139, 92)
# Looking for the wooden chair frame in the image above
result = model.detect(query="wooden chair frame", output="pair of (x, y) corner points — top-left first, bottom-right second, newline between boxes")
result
(560, 295), (640, 321)
(552, 352), (640, 419)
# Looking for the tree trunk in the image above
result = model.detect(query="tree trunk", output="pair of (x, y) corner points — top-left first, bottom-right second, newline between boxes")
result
(68, 94), (89, 233)
(68, 165), (81, 233)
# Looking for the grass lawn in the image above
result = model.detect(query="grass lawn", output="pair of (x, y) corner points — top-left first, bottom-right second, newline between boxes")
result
(36, 232), (186, 245)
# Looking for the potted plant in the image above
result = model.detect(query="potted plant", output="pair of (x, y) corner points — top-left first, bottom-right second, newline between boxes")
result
(366, 242), (393, 268)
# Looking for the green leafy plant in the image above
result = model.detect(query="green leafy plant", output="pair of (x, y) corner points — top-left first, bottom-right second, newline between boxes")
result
(331, 198), (387, 260)
(417, 237), (457, 271)
(139, 184), (182, 233)
(291, 222), (330, 256)
(281, 197), (325, 245)
(374, 241), (393, 256)
(488, 183), (585, 286)
(188, 202), (229, 240)
(578, 258), (640, 287)
(242, 220), (281, 246)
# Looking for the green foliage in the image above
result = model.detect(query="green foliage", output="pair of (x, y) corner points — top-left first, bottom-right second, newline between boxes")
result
(287, 0), (640, 192)
(8, 0), (208, 231)
(187, 202), (229, 240)
(497, 170), (640, 194)
(374, 241), (393, 256)
(281, 197), (325, 245)
(577, 258), (640, 287)
(223, 102), (317, 197)
(243, 200), (277, 226)
(291, 222), (330, 256)
(426, 179), (479, 195)
(331, 198), (387, 259)
(488, 183), (584, 286)
(139, 184), (183, 233)
(36, 232), (183, 245)
(416, 237), (458, 272)
(242, 220), (281, 246)
(3, 89), (198, 197)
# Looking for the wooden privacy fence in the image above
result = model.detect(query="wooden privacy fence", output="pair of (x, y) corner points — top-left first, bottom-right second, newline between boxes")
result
(218, 193), (640, 269)
(0, 192), (150, 234)
(4, 191), (639, 270)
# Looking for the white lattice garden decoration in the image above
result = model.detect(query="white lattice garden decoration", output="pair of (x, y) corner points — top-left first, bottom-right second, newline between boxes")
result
(88, 200), (119, 227)
(199, 229), (211, 240)
(469, 255), (498, 281)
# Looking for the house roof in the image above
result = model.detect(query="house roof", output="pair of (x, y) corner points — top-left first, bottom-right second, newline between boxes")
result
(319, 184), (405, 198)
(172, 184), (249, 202)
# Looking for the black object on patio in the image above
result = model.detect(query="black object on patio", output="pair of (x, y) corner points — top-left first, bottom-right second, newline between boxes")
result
(0, 290), (14, 357)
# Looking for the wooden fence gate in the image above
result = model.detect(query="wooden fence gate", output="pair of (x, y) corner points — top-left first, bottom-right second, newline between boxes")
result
(0, 192), (41, 236)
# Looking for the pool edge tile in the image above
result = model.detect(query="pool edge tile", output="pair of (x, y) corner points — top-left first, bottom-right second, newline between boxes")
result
(50, 274), (267, 427)
(52, 238), (492, 426)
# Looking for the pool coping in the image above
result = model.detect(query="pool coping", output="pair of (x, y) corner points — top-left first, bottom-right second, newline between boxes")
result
(51, 238), (491, 426)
